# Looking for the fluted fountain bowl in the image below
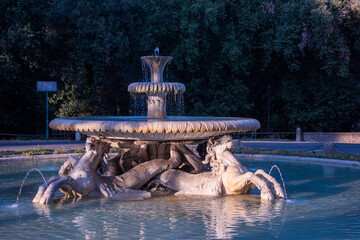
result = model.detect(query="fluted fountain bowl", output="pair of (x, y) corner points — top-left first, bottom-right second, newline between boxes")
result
(49, 116), (260, 141)
(128, 82), (186, 96)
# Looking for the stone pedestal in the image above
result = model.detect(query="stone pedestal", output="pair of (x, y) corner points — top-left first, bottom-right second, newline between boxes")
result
(75, 132), (81, 141)
(147, 94), (167, 119)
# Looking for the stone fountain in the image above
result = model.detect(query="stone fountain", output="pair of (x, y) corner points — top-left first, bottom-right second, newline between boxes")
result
(33, 49), (284, 204)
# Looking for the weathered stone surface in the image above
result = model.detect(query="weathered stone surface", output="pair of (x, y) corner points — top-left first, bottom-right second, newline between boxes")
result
(49, 116), (260, 141)
(128, 82), (185, 95)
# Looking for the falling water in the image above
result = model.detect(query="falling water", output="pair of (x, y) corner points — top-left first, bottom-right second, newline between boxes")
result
(269, 165), (288, 200)
(167, 93), (174, 116)
(15, 168), (48, 205)
(139, 94), (147, 116)
(129, 95), (134, 115)
(179, 94), (185, 115)
(166, 93), (185, 116)
(141, 60), (150, 82)
(164, 59), (172, 82)
(131, 94), (147, 116)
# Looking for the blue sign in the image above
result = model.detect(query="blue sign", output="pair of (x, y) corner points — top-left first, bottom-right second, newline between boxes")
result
(37, 81), (57, 92)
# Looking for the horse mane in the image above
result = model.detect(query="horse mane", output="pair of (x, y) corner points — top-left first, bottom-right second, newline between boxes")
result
(204, 135), (232, 175)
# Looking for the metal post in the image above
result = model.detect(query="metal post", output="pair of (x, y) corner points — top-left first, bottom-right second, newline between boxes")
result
(46, 91), (49, 140)
(267, 84), (271, 138)
(37, 81), (57, 140)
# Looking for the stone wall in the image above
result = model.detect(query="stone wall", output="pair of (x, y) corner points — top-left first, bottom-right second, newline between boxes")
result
(303, 132), (360, 143)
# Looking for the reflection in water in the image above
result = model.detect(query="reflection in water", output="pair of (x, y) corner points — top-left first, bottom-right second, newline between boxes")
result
(323, 165), (335, 178)
(29, 195), (285, 239)
(73, 214), (99, 240)
(139, 221), (146, 240)
(200, 196), (284, 239)
(33, 203), (52, 221)
(36, 195), (285, 239)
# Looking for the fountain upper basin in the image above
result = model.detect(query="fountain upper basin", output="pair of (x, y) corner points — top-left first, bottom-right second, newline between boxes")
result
(49, 116), (260, 141)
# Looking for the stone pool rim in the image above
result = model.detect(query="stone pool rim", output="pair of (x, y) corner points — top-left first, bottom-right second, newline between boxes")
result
(235, 154), (360, 168)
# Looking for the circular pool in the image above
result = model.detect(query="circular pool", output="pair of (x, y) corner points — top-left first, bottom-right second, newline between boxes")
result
(0, 159), (359, 239)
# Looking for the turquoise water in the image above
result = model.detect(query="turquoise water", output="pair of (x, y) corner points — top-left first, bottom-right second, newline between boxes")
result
(0, 159), (360, 239)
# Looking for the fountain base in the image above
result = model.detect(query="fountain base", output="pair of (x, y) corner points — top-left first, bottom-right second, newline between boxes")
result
(147, 94), (167, 119)
(33, 135), (284, 204)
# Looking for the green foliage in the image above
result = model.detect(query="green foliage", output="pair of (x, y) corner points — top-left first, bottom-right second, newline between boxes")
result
(0, 0), (49, 133)
(274, 0), (360, 131)
(1, 0), (359, 134)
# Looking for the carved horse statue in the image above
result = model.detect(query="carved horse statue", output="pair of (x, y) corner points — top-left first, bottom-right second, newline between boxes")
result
(33, 137), (181, 204)
(33, 135), (283, 204)
(156, 135), (285, 200)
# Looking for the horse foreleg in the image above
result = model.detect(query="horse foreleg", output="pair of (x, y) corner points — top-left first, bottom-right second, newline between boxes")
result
(225, 172), (275, 201)
(255, 169), (284, 198)
(39, 176), (87, 204)
(33, 176), (59, 203)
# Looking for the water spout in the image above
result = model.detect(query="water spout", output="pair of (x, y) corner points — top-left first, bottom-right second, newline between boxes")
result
(269, 165), (288, 200)
(154, 47), (159, 56)
(16, 168), (48, 205)
(57, 146), (72, 159)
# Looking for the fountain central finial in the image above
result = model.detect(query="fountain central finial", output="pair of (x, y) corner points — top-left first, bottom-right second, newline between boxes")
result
(141, 51), (172, 83)
(128, 49), (184, 119)
(154, 47), (159, 56)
